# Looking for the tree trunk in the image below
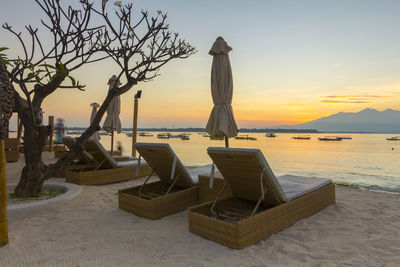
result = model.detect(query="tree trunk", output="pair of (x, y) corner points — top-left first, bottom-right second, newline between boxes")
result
(14, 160), (46, 197)
(13, 109), (50, 197)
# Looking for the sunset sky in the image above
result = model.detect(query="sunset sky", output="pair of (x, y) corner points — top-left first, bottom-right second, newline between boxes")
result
(2, 0), (400, 128)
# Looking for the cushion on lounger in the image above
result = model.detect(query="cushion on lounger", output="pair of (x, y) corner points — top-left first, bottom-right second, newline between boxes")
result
(187, 164), (219, 184)
(277, 175), (332, 201)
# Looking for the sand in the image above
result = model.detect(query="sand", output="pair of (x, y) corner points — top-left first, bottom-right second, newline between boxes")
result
(1, 152), (400, 267)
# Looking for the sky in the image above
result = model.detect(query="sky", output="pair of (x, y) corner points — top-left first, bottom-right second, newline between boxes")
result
(2, 0), (400, 128)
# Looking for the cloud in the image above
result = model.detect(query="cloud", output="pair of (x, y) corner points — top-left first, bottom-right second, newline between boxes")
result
(285, 103), (308, 106)
(324, 95), (389, 98)
(320, 100), (370, 104)
(319, 94), (391, 104)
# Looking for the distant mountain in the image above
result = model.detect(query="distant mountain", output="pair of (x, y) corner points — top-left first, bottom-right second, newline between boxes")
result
(280, 108), (400, 133)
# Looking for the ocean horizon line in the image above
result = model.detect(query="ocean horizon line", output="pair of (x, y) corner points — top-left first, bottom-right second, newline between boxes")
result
(61, 127), (400, 134)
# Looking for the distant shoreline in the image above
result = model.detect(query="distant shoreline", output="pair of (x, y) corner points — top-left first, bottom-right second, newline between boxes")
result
(63, 127), (400, 134)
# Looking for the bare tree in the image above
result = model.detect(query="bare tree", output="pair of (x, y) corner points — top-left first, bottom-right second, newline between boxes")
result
(1, 0), (195, 197)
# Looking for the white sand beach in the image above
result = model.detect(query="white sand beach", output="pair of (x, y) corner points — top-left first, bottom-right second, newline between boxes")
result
(1, 152), (400, 267)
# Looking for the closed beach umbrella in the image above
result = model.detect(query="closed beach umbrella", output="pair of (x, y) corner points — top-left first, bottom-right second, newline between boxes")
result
(206, 37), (238, 147)
(102, 75), (122, 153)
(90, 102), (100, 140)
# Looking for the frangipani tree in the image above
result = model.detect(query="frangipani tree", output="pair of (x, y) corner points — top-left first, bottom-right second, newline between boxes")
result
(1, 0), (195, 197)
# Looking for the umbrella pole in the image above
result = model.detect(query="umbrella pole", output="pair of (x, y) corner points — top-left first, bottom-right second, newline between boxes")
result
(131, 97), (138, 157)
(111, 130), (114, 155)
(224, 135), (229, 148)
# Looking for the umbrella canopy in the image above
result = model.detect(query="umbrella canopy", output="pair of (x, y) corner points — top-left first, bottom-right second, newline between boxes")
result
(205, 37), (238, 140)
(102, 75), (122, 134)
(90, 102), (100, 140)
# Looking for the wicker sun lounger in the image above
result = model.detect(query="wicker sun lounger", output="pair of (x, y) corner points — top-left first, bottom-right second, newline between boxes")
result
(189, 147), (336, 249)
(65, 138), (152, 185)
(5, 137), (20, 162)
(119, 143), (214, 220)
(54, 137), (97, 177)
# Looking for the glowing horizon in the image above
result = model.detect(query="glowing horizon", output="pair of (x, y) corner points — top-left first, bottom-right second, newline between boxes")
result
(2, 0), (400, 129)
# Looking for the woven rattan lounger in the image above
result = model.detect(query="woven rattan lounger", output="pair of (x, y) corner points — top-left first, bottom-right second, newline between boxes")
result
(118, 143), (214, 220)
(189, 147), (336, 249)
(65, 139), (152, 185)
(5, 137), (20, 162)
(54, 136), (97, 177)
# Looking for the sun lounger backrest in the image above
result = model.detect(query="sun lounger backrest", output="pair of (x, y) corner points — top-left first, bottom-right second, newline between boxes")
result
(62, 136), (93, 164)
(207, 147), (287, 205)
(135, 143), (194, 188)
(84, 139), (118, 169)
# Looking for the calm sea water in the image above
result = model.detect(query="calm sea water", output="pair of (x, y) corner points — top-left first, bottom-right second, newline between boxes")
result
(89, 132), (400, 194)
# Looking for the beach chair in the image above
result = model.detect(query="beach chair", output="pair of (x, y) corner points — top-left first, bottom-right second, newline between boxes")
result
(62, 136), (94, 163)
(65, 138), (152, 185)
(189, 147), (335, 249)
(54, 137), (97, 177)
(119, 143), (214, 220)
(5, 137), (20, 162)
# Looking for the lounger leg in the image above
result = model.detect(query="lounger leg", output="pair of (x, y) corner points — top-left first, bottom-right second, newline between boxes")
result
(138, 170), (155, 198)
(164, 174), (181, 195)
(210, 182), (228, 217)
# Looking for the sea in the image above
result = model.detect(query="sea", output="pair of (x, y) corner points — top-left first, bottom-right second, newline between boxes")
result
(86, 131), (400, 194)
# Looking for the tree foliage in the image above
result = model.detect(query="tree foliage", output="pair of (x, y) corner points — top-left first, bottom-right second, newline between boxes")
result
(1, 0), (195, 196)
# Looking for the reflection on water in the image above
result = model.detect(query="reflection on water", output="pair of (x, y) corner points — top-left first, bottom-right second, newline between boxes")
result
(92, 132), (400, 193)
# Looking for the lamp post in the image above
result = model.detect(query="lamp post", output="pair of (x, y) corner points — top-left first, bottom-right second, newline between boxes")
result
(131, 90), (142, 157)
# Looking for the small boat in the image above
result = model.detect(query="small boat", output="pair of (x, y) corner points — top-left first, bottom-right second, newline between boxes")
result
(67, 131), (83, 135)
(181, 135), (190, 140)
(157, 133), (171, 139)
(210, 136), (224, 140)
(337, 135), (352, 140)
(292, 135), (311, 140)
(203, 133), (212, 137)
(235, 135), (257, 140)
(126, 133), (133, 137)
(318, 136), (342, 141)
(139, 132), (153, 137)
(266, 132), (276, 138)
(387, 136), (400, 141)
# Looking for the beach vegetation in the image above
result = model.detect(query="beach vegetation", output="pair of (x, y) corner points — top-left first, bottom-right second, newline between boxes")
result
(1, 0), (195, 197)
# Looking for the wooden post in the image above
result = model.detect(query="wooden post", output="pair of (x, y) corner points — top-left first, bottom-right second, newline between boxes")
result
(0, 139), (8, 247)
(48, 116), (54, 152)
(132, 98), (139, 157)
(16, 116), (23, 151)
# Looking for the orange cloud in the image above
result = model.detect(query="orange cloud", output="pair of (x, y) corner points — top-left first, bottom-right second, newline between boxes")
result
(320, 100), (370, 104)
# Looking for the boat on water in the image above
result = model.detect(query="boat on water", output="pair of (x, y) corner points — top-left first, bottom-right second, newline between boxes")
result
(292, 135), (311, 140)
(67, 131), (84, 135)
(171, 133), (189, 138)
(210, 136), (224, 140)
(126, 133), (133, 137)
(139, 132), (153, 137)
(157, 133), (171, 139)
(318, 136), (342, 141)
(235, 135), (257, 140)
(181, 135), (190, 140)
(387, 136), (400, 141)
(203, 133), (212, 137)
(266, 132), (276, 138)
(337, 135), (352, 140)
